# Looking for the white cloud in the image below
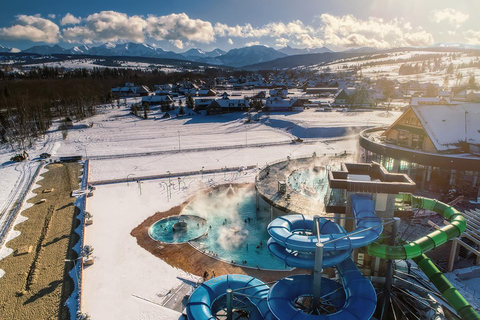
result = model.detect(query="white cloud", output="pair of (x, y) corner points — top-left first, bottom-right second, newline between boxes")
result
(228, 38), (233, 45)
(464, 30), (480, 45)
(62, 11), (147, 43)
(294, 34), (324, 48)
(430, 8), (469, 28)
(320, 14), (433, 48)
(48, 14), (56, 19)
(61, 13), (81, 26)
(0, 15), (60, 43)
(275, 38), (289, 48)
(170, 39), (184, 49)
(245, 41), (260, 47)
(146, 13), (214, 43)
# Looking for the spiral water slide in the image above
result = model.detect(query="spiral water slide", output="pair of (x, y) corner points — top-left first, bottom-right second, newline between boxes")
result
(266, 194), (380, 319)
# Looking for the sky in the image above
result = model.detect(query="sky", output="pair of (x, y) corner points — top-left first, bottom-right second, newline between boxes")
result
(0, 0), (479, 52)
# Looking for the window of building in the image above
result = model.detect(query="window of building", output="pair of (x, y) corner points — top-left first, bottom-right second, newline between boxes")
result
(398, 131), (409, 147)
(400, 160), (409, 172)
(411, 134), (425, 149)
(384, 157), (394, 171)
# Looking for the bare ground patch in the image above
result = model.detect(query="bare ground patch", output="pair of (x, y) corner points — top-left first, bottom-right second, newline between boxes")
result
(0, 162), (81, 319)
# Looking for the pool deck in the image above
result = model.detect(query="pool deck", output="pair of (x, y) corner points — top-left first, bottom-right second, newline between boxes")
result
(255, 156), (348, 217)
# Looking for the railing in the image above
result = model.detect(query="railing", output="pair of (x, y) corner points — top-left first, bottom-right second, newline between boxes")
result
(67, 159), (89, 320)
(89, 165), (258, 186)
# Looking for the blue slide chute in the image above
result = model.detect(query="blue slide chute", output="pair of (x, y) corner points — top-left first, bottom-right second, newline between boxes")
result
(267, 258), (376, 320)
(186, 274), (275, 320)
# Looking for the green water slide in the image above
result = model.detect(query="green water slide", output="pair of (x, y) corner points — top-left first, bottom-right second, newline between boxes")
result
(368, 194), (467, 260)
(368, 193), (479, 319)
(413, 254), (480, 320)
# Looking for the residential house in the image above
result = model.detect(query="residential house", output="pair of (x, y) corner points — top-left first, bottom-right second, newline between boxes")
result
(333, 89), (349, 106)
(265, 97), (303, 111)
(206, 98), (250, 115)
(111, 83), (151, 98)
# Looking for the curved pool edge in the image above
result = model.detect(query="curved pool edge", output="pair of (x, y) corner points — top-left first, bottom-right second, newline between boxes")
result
(148, 214), (208, 244)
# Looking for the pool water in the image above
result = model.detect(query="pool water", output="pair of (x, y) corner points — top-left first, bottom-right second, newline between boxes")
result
(149, 215), (208, 243)
(182, 186), (290, 270)
(288, 167), (328, 200)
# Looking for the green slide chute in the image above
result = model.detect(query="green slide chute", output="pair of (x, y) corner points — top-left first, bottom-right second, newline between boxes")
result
(413, 254), (480, 320)
(368, 194), (466, 260)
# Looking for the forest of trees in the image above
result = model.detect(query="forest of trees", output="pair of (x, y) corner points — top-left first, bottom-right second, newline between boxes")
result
(0, 65), (230, 152)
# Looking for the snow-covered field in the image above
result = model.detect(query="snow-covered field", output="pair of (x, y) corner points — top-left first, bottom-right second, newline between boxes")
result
(1, 99), (479, 319)
(317, 49), (480, 87)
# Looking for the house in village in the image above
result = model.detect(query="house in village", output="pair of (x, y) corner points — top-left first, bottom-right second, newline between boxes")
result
(194, 98), (216, 111)
(466, 91), (480, 103)
(333, 89), (349, 106)
(197, 89), (217, 97)
(141, 95), (174, 111)
(265, 97), (303, 112)
(410, 96), (452, 106)
(206, 98), (249, 115)
(111, 83), (151, 98)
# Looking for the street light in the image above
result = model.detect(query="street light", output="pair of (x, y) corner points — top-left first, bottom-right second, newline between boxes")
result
(178, 130), (181, 151)
(245, 126), (248, 147)
(127, 174), (135, 186)
(82, 144), (88, 159)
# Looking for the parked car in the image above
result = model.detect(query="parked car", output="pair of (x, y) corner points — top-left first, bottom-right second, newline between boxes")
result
(40, 153), (51, 159)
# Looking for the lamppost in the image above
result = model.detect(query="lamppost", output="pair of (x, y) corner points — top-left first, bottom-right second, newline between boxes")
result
(127, 174), (135, 186)
(82, 144), (88, 159)
(245, 126), (248, 147)
(465, 110), (468, 142)
(178, 131), (181, 151)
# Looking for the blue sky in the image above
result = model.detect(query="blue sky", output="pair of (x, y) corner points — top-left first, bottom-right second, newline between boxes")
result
(0, 0), (479, 52)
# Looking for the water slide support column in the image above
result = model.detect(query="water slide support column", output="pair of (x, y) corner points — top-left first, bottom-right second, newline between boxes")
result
(226, 288), (233, 320)
(380, 217), (400, 319)
(334, 213), (340, 225)
(312, 216), (323, 311)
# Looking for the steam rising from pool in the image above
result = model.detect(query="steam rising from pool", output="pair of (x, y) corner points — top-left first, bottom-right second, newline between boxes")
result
(186, 187), (253, 251)
(181, 185), (289, 270)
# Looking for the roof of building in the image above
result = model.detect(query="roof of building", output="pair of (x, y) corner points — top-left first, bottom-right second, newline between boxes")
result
(210, 98), (249, 108)
(265, 97), (298, 107)
(411, 96), (451, 106)
(412, 104), (480, 151)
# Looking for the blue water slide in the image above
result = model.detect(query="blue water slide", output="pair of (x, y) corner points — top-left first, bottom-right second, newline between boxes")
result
(265, 195), (379, 320)
(186, 274), (275, 320)
(267, 219), (352, 269)
(267, 258), (377, 320)
(267, 195), (382, 254)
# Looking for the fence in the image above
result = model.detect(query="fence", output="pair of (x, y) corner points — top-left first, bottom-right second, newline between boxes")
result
(0, 163), (44, 248)
(89, 165), (258, 186)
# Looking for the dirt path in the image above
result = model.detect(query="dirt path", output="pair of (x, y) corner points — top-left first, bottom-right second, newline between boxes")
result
(0, 163), (81, 320)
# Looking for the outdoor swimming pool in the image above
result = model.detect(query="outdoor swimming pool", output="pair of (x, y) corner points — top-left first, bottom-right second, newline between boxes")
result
(287, 166), (328, 200)
(149, 215), (208, 243)
(182, 186), (290, 270)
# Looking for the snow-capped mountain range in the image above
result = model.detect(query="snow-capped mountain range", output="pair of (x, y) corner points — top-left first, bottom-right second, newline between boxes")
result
(0, 42), (336, 67)
(0, 44), (20, 53)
